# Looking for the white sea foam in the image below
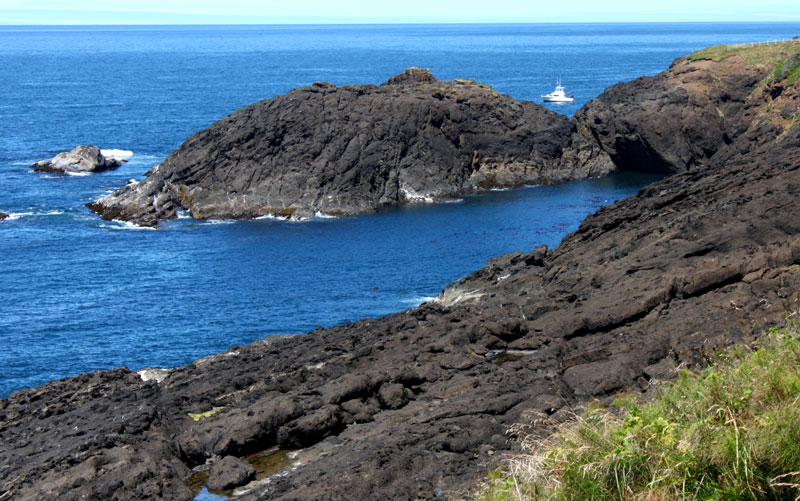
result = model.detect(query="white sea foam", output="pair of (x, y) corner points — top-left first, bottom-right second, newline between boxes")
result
(255, 213), (312, 222)
(314, 211), (339, 219)
(65, 171), (91, 177)
(6, 210), (64, 220)
(401, 296), (437, 306)
(255, 213), (282, 220)
(400, 185), (435, 203)
(6, 212), (33, 220)
(489, 187), (510, 192)
(102, 220), (157, 230)
(205, 219), (234, 225)
(100, 149), (134, 159)
(176, 209), (191, 219)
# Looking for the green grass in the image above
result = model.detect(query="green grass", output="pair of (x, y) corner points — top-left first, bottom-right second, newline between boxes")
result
(476, 313), (800, 500)
(785, 58), (800, 86)
(688, 42), (800, 71)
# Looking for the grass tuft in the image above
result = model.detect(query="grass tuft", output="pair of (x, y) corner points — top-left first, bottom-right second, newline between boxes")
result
(476, 312), (800, 500)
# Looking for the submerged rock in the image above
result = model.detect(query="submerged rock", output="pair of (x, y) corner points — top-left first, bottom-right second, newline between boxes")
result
(88, 68), (613, 226)
(31, 145), (126, 174)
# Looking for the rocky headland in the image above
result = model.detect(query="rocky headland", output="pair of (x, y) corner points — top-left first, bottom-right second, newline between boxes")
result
(3, 43), (800, 500)
(88, 67), (613, 226)
(31, 145), (126, 174)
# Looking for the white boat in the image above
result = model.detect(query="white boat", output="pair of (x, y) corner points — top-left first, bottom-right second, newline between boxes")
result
(541, 79), (574, 103)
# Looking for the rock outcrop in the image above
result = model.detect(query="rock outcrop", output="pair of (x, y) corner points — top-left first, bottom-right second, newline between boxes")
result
(206, 456), (256, 492)
(3, 44), (800, 500)
(0, 212), (7, 221)
(31, 145), (126, 174)
(574, 44), (795, 173)
(88, 68), (613, 226)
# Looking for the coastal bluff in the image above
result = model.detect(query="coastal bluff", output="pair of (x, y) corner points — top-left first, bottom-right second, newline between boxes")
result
(3, 43), (800, 500)
(88, 67), (613, 226)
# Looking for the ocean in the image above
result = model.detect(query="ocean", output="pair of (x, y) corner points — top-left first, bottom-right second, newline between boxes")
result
(2, 23), (799, 398)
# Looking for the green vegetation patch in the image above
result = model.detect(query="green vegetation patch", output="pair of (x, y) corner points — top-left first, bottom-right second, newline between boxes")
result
(750, 52), (800, 100)
(455, 78), (493, 89)
(689, 42), (800, 72)
(477, 313), (800, 500)
(688, 44), (736, 62)
(783, 54), (800, 86)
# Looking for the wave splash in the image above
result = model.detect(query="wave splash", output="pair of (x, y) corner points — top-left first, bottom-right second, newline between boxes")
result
(100, 149), (134, 160)
(100, 219), (157, 231)
(5, 210), (65, 220)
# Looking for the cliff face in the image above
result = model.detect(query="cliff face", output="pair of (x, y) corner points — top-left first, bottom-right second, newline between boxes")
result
(576, 43), (800, 173)
(88, 68), (612, 226)
(4, 44), (800, 500)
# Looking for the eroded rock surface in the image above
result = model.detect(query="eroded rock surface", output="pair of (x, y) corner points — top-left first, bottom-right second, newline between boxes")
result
(575, 46), (796, 173)
(31, 145), (125, 174)
(207, 456), (255, 492)
(88, 68), (613, 226)
(3, 44), (800, 500)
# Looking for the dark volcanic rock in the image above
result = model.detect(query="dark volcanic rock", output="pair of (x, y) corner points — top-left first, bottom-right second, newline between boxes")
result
(206, 456), (255, 492)
(575, 51), (764, 173)
(4, 45), (800, 500)
(0, 212), (7, 221)
(31, 145), (126, 174)
(88, 68), (613, 226)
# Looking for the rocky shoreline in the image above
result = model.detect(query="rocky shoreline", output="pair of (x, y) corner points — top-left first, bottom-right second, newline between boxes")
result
(3, 43), (800, 500)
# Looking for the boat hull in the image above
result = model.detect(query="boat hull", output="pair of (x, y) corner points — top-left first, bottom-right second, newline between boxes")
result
(542, 96), (574, 103)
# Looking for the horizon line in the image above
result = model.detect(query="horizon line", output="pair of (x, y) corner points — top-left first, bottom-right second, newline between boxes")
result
(3, 20), (800, 26)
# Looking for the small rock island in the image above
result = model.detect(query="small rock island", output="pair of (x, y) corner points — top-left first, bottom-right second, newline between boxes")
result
(88, 68), (613, 226)
(31, 145), (126, 174)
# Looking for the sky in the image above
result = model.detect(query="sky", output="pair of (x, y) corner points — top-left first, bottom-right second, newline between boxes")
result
(1, 0), (799, 24)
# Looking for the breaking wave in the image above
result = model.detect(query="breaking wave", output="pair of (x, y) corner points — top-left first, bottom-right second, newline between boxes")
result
(100, 149), (134, 159)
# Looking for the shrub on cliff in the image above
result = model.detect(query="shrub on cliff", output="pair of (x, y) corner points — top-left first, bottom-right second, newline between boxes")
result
(478, 313), (800, 500)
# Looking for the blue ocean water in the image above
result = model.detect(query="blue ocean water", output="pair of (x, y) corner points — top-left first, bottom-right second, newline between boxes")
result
(2, 23), (799, 398)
